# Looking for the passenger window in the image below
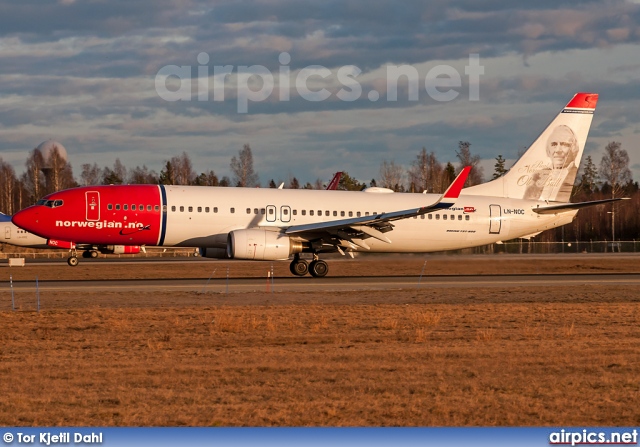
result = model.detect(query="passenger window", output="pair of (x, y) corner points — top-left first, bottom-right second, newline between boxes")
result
(246, 208), (251, 214)
(116, 204), (121, 210)
(318, 210), (322, 216)
(443, 215), (447, 220)
(108, 204), (113, 210)
(283, 209), (289, 215)
(180, 206), (184, 212)
(124, 205), (128, 211)
(458, 215), (462, 220)
(333, 211), (337, 217)
(429, 214), (433, 220)
(205, 207), (210, 213)
(147, 205), (152, 211)
(188, 206), (193, 212)
(171, 206), (176, 212)
(301, 210), (306, 216)
(421, 215), (425, 219)
(451, 215), (455, 220)
(293, 210), (297, 216)
(465, 215), (470, 221)
(214, 207), (218, 213)
(254, 208), (258, 214)
(131, 205), (136, 211)
(325, 211), (330, 217)
(340, 211), (345, 217)
(139, 204), (143, 210)
(260, 208), (265, 214)
(364, 212), (369, 216)
(310, 210), (314, 216)
(154, 205), (159, 211)
(349, 211), (353, 217)
(198, 207), (202, 212)
(269, 208), (274, 215)
(230, 208), (235, 213)
(54, 200), (63, 207)
(436, 214), (440, 220)
(357, 212), (361, 217)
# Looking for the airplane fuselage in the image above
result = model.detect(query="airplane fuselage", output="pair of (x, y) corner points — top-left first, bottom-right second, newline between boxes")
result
(17, 184), (575, 253)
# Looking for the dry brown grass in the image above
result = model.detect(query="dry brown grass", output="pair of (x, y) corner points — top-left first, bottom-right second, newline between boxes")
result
(1, 256), (639, 426)
(1, 291), (639, 425)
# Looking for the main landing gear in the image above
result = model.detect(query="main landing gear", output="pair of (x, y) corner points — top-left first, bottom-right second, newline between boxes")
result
(289, 254), (328, 277)
(82, 250), (98, 259)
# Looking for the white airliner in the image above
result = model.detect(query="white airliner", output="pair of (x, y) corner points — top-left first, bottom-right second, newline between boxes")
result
(12, 93), (624, 276)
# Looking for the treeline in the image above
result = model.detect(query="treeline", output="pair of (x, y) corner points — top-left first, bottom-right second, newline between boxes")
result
(0, 141), (637, 241)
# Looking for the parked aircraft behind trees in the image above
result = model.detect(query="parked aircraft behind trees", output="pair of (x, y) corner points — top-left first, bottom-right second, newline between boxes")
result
(12, 93), (626, 276)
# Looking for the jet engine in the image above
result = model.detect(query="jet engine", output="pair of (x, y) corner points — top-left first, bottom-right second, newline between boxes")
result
(227, 230), (303, 261)
(199, 247), (229, 259)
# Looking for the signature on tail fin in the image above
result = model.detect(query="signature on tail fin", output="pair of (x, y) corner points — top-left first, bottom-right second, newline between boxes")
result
(463, 92), (598, 202)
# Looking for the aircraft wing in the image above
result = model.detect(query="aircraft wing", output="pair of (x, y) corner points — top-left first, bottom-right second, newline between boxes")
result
(284, 167), (470, 250)
(532, 197), (629, 215)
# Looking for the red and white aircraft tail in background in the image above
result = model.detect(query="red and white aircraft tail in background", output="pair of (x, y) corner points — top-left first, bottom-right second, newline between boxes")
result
(12, 93), (625, 276)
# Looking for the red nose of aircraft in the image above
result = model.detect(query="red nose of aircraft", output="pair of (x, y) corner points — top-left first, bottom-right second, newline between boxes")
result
(12, 206), (40, 235)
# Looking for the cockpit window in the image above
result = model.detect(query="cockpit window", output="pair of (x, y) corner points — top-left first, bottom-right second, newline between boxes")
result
(37, 199), (64, 208)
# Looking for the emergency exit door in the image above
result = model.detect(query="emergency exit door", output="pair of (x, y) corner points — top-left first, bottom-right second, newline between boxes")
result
(489, 205), (501, 234)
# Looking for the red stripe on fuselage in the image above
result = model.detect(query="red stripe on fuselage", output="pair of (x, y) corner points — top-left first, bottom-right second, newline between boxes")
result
(13, 185), (162, 246)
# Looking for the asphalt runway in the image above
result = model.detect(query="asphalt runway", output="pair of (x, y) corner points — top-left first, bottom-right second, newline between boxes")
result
(8, 273), (640, 293)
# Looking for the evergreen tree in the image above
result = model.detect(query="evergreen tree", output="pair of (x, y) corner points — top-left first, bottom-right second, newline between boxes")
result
(338, 171), (366, 191)
(492, 155), (507, 179)
(577, 155), (599, 194)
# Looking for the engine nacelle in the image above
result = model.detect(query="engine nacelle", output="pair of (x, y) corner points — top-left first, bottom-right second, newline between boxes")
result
(199, 247), (229, 259)
(227, 230), (302, 261)
(100, 245), (141, 255)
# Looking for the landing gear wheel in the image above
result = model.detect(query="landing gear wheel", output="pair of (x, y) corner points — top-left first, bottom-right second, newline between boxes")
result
(309, 260), (328, 278)
(67, 256), (79, 267)
(90, 250), (98, 258)
(290, 259), (309, 276)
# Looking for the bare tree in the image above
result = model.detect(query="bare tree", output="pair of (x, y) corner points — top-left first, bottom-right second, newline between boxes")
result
(600, 142), (631, 198)
(456, 141), (483, 187)
(0, 158), (16, 214)
(80, 163), (103, 186)
(599, 141), (632, 245)
(230, 144), (259, 187)
(129, 165), (158, 184)
(173, 152), (195, 185)
(24, 148), (45, 203)
(408, 148), (442, 193)
(379, 160), (405, 191)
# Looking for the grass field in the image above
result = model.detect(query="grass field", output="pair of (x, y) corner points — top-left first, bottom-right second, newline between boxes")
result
(1, 256), (639, 426)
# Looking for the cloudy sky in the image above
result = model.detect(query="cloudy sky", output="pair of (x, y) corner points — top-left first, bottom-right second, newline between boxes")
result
(1, 0), (639, 186)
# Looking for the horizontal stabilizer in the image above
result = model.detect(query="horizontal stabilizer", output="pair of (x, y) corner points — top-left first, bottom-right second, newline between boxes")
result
(532, 198), (629, 215)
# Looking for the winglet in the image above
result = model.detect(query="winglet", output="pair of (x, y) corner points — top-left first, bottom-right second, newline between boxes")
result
(443, 166), (471, 199)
